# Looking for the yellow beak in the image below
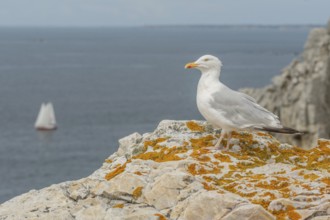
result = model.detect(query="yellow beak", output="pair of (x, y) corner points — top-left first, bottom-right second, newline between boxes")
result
(185, 62), (199, 69)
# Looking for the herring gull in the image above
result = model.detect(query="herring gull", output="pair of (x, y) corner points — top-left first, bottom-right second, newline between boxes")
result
(185, 55), (301, 149)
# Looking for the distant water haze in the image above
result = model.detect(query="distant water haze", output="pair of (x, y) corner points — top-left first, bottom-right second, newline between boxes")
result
(0, 0), (329, 26)
(0, 26), (310, 202)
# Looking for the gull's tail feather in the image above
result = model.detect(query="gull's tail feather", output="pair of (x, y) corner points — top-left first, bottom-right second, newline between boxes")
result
(256, 126), (304, 134)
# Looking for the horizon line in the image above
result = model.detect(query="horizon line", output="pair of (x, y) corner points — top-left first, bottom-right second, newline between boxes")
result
(0, 23), (324, 28)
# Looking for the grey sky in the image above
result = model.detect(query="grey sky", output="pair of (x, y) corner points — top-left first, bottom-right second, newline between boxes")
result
(0, 0), (329, 26)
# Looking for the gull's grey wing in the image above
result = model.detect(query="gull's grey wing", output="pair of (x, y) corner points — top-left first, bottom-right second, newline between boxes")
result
(210, 87), (281, 129)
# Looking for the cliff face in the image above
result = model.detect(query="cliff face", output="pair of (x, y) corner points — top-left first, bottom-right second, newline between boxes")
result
(0, 120), (329, 220)
(241, 21), (330, 149)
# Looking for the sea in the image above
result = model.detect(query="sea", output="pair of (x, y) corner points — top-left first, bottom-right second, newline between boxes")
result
(0, 26), (312, 203)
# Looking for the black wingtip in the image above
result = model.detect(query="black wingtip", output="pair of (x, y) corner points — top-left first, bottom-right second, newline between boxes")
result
(256, 126), (305, 134)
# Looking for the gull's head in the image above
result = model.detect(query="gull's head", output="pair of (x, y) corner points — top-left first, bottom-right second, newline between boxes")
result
(185, 55), (222, 73)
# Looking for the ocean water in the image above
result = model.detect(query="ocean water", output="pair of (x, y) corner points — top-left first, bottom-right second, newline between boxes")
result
(0, 26), (310, 203)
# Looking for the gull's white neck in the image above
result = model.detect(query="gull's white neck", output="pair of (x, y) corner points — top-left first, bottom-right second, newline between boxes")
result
(197, 68), (222, 93)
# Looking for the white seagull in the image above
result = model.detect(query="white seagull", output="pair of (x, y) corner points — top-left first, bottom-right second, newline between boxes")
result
(185, 55), (301, 149)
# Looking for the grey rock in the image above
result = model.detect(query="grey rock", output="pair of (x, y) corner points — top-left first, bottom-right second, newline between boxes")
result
(117, 132), (143, 157)
(241, 20), (330, 149)
(0, 115), (329, 219)
(170, 191), (246, 220)
(222, 204), (275, 220)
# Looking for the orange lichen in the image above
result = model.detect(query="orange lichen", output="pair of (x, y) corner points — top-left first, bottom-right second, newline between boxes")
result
(287, 206), (301, 220)
(113, 203), (124, 208)
(212, 161), (220, 166)
(237, 191), (257, 198)
(202, 182), (216, 191)
(231, 131), (256, 147)
(249, 174), (266, 181)
(134, 171), (143, 176)
(222, 182), (238, 193)
(317, 139), (330, 151)
(291, 167), (300, 171)
(190, 147), (210, 158)
(113, 164), (121, 168)
(186, 121), (205, 132)
(134, 145), (187, 162)
(229, 165), (237, 170)
(196, 155), (211, 162)
(105, 161), (130, 180)
(190, 135), (215, 149)
(187, 163), (201, 175)
(154, 213), (167, 220)
(224, 151), (250, 161)
(132, 186), (143, 199)
(257, 141), (328, 172)
(187, 163), (221, 176)
(251, 199), (271, 210)
(255, 179), (289, 190)
(280, 187), (294, 198)
(272, 205), (301, 220)
(104, 159), (113, 163)
(275, 176), (290, 182)
(298, 170), (305, 176)
(203, 176), (214, 182)
(301, 184), (312, 190)
(261, 191), (276, 200)
(256, 132), (273, 138)
(303, 173), (320, 181)
(236, 160), (266, 170)
(321, 177), (330, 186)
(217, 174), (235, 186)
(143, 137), (168, 151)
(303, 143), (330, 171)
(214, 153), (232, 162)
(216, 132), (255, 149)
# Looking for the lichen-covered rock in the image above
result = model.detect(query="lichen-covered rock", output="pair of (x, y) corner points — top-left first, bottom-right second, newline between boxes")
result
(144, 171), (194, 210)
(222, 204), (276, 220)
(117, 132), (143, 157)
(171, 191), (247, 220)
(241, 20), (330, 149)
(0, 120), (329, 220)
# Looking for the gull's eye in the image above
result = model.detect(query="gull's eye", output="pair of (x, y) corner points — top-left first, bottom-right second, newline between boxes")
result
(204, 58), (209, 62)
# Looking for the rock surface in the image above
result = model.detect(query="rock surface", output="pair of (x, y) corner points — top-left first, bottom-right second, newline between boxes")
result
(0, 120), (329, 220)
(241, 21), (330, 149)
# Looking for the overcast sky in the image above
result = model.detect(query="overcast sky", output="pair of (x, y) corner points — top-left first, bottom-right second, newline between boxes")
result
(0, 0), (329, 26)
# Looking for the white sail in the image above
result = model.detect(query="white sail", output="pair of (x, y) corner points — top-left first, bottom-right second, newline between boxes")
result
(34, 102), (57, 130)
(46, 102), (56, 126)
(34, 103), (47, 128)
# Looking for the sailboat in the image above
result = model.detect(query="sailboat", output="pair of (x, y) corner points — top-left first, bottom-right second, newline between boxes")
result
(34, 102), (57, 130)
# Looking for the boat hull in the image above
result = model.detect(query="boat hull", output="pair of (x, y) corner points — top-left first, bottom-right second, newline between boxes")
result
(35, 126), (57, 131)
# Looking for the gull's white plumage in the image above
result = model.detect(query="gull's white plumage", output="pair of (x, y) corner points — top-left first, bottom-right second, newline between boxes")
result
(185, 55), (300, 148)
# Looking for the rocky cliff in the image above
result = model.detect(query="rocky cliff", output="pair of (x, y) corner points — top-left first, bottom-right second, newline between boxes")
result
(241, 20), (330, 149)
(0, 120), (329, 220)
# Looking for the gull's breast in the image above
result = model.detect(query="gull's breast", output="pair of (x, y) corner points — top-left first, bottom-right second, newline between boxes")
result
(196, 90), (228, 129)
